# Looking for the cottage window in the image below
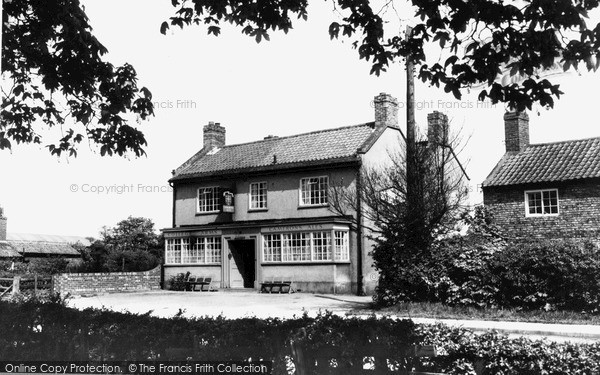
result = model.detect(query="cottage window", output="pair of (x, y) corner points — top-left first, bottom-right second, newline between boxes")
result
(525, 189), (559, 216)
(165, 237), (221, 264)
(262, 230), (348, 263)
(300, 176), (328, 206)
(249, 182), (268, 209)
(198, 187), (220, 212)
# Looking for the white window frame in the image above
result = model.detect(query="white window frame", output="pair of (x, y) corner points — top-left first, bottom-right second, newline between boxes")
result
(249, 181), (268, 210)
(334, 230), (350, 261)
(261, 229), (348, 263)
(165, 237), (222, 264)
(197, 186), (220, 213)
(524, 189), (559, 217)
(299, 176), (329, 207)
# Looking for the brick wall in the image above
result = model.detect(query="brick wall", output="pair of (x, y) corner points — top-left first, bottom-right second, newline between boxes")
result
(52, 266), (161, 295)
(483, 179), (600, 240)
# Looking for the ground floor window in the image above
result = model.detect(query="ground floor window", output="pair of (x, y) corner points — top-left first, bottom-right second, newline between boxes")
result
(525, 189), (559, 216)
(262, 230), (349, 262)
(166, 237), (222, 264)
(334, 231), (349, 261)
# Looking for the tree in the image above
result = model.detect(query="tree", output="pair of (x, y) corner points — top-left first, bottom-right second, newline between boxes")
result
(2, 0), (154, 157)
(79, 216), (162, 272)
(162, 0), (600, 111)
(329, 126), (470, 304)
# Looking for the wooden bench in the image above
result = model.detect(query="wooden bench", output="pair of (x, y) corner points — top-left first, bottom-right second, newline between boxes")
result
(260, 278), (295, 294)
(186, 276), (213, 292)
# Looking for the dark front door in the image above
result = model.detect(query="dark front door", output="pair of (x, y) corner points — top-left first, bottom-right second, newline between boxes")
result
(227, 239), (256, 288)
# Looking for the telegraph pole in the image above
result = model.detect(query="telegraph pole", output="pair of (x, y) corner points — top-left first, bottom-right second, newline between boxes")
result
(405, 26), (417, 222)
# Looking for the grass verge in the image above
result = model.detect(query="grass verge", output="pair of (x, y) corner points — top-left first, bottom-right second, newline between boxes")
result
(374, 302), (600, 325)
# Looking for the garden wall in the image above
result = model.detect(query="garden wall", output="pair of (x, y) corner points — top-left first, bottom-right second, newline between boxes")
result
(52, 266), (161, 295)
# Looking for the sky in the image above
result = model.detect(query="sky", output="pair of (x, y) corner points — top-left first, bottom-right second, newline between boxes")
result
(1, 1), (600, 238)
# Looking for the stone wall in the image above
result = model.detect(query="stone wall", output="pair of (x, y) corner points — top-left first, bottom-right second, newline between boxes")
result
(483, 179), (600, 240)
(53, 266), (161, 295)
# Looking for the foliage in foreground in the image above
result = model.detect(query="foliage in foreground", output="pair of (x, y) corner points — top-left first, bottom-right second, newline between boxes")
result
(163, 0), (600, 111)
(3, 0), (153, 157)
(1, 296), (600, 374)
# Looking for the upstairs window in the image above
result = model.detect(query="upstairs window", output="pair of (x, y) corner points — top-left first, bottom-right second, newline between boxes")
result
(300, 176), (328, 206)
(198, 187), (220, 213)
(249, 182), (268, 210)
(525, 189), (559, 216)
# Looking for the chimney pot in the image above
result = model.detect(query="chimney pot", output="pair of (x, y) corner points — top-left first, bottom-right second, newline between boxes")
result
(427, 111), (449, 147)
(203, 122), (226, 150)
(373, 93), (399, 127)
(504, 111), (529, 152)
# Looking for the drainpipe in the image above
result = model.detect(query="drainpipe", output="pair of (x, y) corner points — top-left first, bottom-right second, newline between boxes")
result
(170, 174), (176, 227)
(356, 167), (365, 296)
(165, 176), (176, 290)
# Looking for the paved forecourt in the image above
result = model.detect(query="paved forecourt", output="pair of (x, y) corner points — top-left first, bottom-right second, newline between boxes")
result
(68, 289), (600, 343)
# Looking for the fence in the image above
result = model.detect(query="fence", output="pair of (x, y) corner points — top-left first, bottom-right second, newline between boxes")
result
(0, 275), (53, 298)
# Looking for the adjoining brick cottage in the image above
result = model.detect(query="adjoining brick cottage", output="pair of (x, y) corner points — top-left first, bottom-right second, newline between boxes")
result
(162, 93), (452, 294)
(482, 111), (600, 240)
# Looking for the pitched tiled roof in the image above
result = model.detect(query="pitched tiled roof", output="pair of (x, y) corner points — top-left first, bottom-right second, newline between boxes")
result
(171, 123), (387, 181)
(7, 233), (91, 246)
(0, 242), (21, 258)
(0, 234), (88, 258)
(8, 240), (81, 256)
(483, 137), (600, 187)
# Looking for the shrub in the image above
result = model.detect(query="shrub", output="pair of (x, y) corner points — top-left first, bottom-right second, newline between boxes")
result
(168, 272), (190, 291)
(430, 237), (600, 313)
(1, 297), (600, 373)
(417, 323), (600, 374)
(0, 258), (71, 277)
(377, 207), (600, 313)
(490, 239), (600, 312)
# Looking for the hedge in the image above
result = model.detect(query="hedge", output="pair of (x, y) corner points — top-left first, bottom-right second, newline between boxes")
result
(432, 237), (600, 312)
(1, 297), (600, 374)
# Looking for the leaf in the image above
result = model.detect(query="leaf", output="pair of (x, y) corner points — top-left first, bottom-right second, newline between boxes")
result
(160, 21), (169, 35)
(445, 56), (459, 68)
(207, 26), (221, 36)
(13, 84), (24, 97)
(329, 22), (340, 40)
(140, 87), (152, 100)
(0, 138), (11, 150)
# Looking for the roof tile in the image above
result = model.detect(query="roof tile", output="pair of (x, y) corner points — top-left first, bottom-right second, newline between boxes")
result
(484, 137), (600, 187)
(172, 123), (383, 180)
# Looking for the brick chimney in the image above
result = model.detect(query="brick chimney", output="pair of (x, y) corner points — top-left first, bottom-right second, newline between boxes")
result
(427, 111), (449, 147)
(504, 111), (529, 152)
(374, 93), (399, 127)
(203, 122), (226, 150)
(0, 206), (6, 241)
